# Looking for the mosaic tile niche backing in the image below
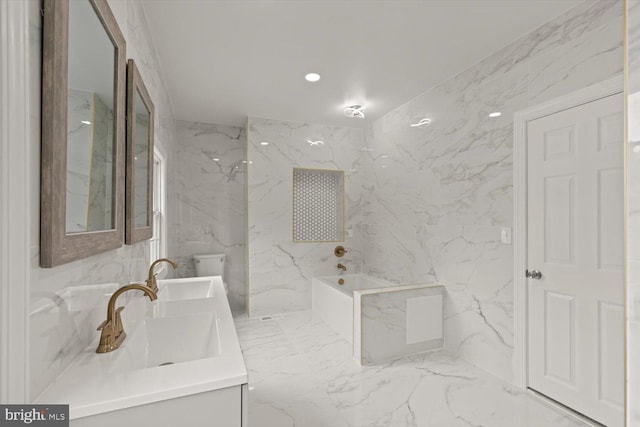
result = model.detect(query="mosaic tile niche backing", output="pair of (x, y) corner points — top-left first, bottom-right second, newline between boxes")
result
(293, 168), (344, 242)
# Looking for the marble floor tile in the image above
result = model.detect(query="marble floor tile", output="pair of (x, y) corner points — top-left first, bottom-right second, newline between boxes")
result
(235, 311), (591, 427)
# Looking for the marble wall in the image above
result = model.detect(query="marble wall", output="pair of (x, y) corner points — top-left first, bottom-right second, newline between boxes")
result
(363, 0), (623, 383)
(175, 120), (246, 312)
(626, 0), (640, 424)
(246, 117), (363, 317)
(29, 0), (178, 400)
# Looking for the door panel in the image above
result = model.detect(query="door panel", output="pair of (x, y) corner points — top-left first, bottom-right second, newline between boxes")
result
(543, 174), (575, 264)
(598, 302), (624, 407)
(527, 93), (623, 427)
(598, 168), (624, 270)
(543, 291), (576, 386)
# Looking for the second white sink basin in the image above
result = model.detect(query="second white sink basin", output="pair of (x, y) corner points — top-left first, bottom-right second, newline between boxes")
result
(156, 277), (216, 301)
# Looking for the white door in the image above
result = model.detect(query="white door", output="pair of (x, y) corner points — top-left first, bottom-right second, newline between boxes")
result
(527, 93), (624, 426)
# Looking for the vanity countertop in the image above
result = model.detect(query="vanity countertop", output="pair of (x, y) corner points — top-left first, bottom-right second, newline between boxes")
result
(35, 277), (247, 420)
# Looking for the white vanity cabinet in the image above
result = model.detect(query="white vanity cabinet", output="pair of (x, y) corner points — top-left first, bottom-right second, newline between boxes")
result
(71, 383), (248, 427)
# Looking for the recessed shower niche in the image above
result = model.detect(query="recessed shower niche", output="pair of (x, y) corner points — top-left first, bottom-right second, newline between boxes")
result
(292, 168), (344, 242)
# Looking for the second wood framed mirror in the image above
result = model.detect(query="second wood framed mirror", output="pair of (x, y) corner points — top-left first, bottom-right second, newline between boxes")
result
(125, 59), (154, 244)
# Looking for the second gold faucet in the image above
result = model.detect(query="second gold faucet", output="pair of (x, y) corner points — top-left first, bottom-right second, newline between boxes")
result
(146, 258), (178, 293)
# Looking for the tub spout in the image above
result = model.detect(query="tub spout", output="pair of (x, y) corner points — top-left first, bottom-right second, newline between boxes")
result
(337, 263), (347, 272)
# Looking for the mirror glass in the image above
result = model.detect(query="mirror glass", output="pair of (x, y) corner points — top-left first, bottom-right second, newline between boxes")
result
(65, 0), (116, 233)
(134, 89), (150, 228)
(125, 58), (154, 244)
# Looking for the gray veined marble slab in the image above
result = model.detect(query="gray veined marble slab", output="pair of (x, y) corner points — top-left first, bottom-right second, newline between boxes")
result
(362, 0), (622, 384)
(175, 120), (246, 312)
(236, 311), (590, 427)
(246, 117), (364, 317)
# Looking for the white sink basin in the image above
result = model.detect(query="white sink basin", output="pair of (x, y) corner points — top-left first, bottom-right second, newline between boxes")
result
(156, 277), (215, 301)
(115, 312), (220, 370)
(35, 276), (247, 420)
(148, 298), (216, 317)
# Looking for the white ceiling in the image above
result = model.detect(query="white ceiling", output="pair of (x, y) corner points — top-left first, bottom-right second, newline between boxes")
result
(142, 0), (583, 128)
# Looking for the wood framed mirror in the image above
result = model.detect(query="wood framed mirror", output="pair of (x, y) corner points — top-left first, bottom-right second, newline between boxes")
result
(41, 0), (126, 267)
(125, 59), (154, 244)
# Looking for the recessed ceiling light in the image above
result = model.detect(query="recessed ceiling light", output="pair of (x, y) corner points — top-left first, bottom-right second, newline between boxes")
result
(212, 158), (219, 162)
(489, 112), (502, 118)
(305, 73), (321, 82)
(380, 155), (389, 158)
(410, 118), (431, 127)
(260, 141), (269, 146)
(306, 139), (324, 146)
(81, 120), (91, 125)
(344, 105), (365, 119)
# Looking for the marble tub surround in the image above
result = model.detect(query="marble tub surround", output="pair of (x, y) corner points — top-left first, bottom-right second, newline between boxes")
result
(175, 120), (246, 311)
(312, 274), (394, 344)
(235, 310), (590, 427)
(354, 284), (443, 365)
(247, 117), (363, 317)
(362, 0), (623, 382)
(28, 0), (180, 401)
(36, 277), (247, 420)
(312, 275), (444, 365)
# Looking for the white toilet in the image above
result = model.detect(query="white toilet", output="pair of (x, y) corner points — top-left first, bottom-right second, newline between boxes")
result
(193, 253), (228, 295)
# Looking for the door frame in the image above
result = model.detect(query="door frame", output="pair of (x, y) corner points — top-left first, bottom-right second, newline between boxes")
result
(512, 75), (623, 390)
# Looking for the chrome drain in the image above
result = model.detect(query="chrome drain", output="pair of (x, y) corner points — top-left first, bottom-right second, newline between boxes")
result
(158, 362), (174, 367)
(259, 314), (284, 322)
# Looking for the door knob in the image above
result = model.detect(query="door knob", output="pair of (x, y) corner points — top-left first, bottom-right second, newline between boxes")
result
(526, 269), (542, 279)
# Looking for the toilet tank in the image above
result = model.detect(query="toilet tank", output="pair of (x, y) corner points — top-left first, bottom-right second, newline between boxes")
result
(193, 253), (226, 277)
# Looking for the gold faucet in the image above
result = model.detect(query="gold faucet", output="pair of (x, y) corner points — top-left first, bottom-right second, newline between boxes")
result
(146, 258), (178, 293)
(96, 284), (157, 353)
(337, 263), (347, 272)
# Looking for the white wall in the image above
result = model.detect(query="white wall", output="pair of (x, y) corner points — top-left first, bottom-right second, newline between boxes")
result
(363, 0), (623, 382)
(246, 117), (363, 317)
(175, 120), (246, 312)
(28, 0), (179, 400)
